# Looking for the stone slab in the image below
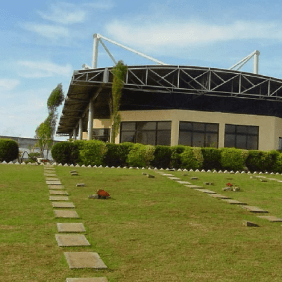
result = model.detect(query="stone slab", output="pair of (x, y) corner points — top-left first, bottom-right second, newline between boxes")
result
(162, 174), (174, 176)
(242, 206), (268, 213)
(52, 202), (75, 208)
(57, 223), (86, 233)
(46, 180), (62, 185)
(44, 173), (57, 177)
(44, 168), (55, 171)
(54, 210), (79, 218)
(194, 189), (217, 194)
(46, 177), (60, 181)
(221, 199), (247, 205)
(55, 234), (90, 246)
(64, 252), (108, 269)
(66, 278), (109, 282)
(176, 181), (192, 185)
(190, 177), (199, 180)
(208, 194), (231, 199)
(243, 221), (259, 227)
(185, 185), (204, 189)
(49, 196), (69, 201)
(257, 216), (282, 222)
(49, 190), (69, 195)
(167, 177), (181, 180)
(49, 185), (65, 190)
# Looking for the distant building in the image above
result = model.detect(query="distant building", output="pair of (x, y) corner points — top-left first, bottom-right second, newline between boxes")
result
(57, 65), (282, 151)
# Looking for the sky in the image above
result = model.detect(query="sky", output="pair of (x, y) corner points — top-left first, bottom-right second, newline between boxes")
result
(1, 0), (282, 139)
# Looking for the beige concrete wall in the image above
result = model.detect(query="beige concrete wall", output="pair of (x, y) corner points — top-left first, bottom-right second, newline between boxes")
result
(83, 109), (282, 150)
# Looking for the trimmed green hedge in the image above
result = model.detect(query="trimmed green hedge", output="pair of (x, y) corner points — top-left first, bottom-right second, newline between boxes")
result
(50, 140), (282, 172)
(0, 139), (19, 162)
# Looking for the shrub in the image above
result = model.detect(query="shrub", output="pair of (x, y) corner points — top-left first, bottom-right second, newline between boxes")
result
(51, 142), (79, 164)
(151, 145), (172, 168)
(78, 140), (108, 166)
(104, 142), (134, 167)
(127, 143), (155, 167)
(273, 153), (282, 173)
(180, 147), (204, 170)
(170, 145), (186, 169)
(201, 147), (222, 170)
(0, 139), (19, 162)
(220, 148), (249, 171)
(246, 150), (279, 172)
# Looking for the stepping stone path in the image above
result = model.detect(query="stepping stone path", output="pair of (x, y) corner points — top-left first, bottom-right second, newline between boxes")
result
(49, 190), (69, 195)
(52, 202), (75, 208)
(167, 177), (181, 180)
(194, 189), (217, 194)
(57, 223), (86, 233)
(257, 216), (282, 222)
(177, 181), (192, 185)
(221, 199), (247, 205)
(64, 252), (108, 269)
(43, 165), (108, 280)
(54, 210), (80, 218)
(185, 185), (204, 189)
(242, 206), (268, 213)
(66, 278), (108, 282)
(55, 234), (90, 246)
(208, 194), (231, 199)
(49, 196), (69, 201)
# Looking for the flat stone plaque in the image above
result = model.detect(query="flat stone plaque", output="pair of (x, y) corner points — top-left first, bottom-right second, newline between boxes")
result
(46, 180), (62, 185)
(257, 216), (282, 222)
(49, 196), (69, 201)
(242, 206), (268, 213)
(49, 190), (69, 195)
(167, 177), (181, 180)
(185, 185), (204, 189)
(208, 194), (231, 199)
(52, 202), (75, 208)
(66, 278), (109, 282)
(46, 177), (60, 181)
(49, 185), (65, 190)
(64, 252), (108, 269)
(54, 210), (79, 218)
(221, 199), (247, 205)
(177, 181), (192, 185)
(57, 223), (86, 233)
(55, 234), (90, 246)
(194, 189), (217, 194)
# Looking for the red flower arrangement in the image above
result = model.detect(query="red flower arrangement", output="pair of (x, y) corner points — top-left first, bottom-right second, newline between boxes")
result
(226, 183), (233, 187)
(97, 189), (110, 199)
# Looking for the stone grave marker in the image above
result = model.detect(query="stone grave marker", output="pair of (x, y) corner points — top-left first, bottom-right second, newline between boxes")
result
(52, 202), (75, 208)
(204, 182), (214, 185)
(57, 223), (86, 233)
(221, 199), (247, 205)
(76, 183), (85, 187)
(162, 174), (174, 176)
(66, 278), (109, 282)
(54, 210), (80, 218)
(64, 252), (108, 269)
(49, 190), (69, 195)
(243, 221), (259, 227)
(71, 172), (79, 176)
(49, 196), (69, 201)
(177, 181), (192, 185)
(147, 174), (155, 178)
(48, 185), (65, 190)
(190, 177), (199, 180)
(44, 173), (57, 177)
(167, 177), (181, 180)
(45, 177), (60, 181)
(257, 216), (282, 222)
(55, 234), (90, 247)
(242, 206), (268, 213)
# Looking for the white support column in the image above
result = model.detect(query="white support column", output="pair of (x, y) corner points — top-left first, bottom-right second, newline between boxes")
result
(171, 119), (179, 146)
(73, 128), (77, 140)
(253, 50), (260, 74)
(78, 118), (83, 140)
(92, 34), (99, 69)
(87, 100), (94, 140)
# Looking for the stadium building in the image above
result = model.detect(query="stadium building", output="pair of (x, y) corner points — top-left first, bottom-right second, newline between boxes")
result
(57, 35), (282, 151)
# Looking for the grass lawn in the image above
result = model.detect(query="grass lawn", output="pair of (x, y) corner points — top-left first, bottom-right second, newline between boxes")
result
(1, 165), (282, 281)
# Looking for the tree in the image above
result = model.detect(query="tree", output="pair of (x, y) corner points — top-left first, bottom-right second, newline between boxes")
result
(35, 83), (64, 158)
(109, 61), (128, 143)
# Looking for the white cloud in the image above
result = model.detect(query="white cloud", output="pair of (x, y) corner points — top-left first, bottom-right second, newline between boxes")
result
(0, 79), (20, 91)
(105, 20), (282, 54)
(23, 23), (69, 39)
(17, 61), (72, 78)
(38, 3), (86, 25)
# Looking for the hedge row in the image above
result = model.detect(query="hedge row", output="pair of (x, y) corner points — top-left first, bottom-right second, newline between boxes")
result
(51, 141), (282, 172)
(0, 139), (19, 162)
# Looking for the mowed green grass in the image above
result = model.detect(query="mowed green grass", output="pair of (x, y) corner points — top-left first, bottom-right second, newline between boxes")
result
(1, 165), (282, 281)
